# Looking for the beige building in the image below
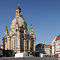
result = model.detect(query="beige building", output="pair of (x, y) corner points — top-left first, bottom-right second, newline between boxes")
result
(44, 44), (51, 56)
(3, 6), (36, 55)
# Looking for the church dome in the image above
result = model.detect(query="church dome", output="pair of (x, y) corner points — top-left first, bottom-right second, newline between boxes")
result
(11, 17), (27, 29)
(9, 6), (27, 36)
(11, 6), (27, 29)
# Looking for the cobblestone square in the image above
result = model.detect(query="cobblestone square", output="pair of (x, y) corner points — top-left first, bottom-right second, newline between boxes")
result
(0, 57), (58, 60)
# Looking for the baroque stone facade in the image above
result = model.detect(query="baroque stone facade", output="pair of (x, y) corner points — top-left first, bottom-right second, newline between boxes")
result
(3, 6), (36, 54)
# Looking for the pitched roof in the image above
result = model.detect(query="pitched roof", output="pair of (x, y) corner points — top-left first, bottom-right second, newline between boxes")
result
(44, 44), (51, 48)
(55, 35), (60, 41)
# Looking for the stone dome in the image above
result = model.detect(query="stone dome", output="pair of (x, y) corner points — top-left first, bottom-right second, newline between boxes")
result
(11, 17), (27, 29)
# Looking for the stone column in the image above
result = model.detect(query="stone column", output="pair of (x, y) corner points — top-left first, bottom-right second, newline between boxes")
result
(11, 38), (13, 50)
(17, 32), (20, 53)
(12, 37), (14, 50)
(33, 39), (35, 56)
(28, 39), (31, 56)
(33, 40), (35, 52)
(7, 37), (10, 50)
(24, 30), (26, 52)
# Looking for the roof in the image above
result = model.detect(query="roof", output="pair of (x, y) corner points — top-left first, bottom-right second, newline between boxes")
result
(36, 44), (43, 47)
(36, 43), (51, 48)
(44, 44), (51, 48)
(55, 35), (60, 41)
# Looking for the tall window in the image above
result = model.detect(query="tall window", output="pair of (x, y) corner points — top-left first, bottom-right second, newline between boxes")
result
(16, 11), (18, 14)
(16, 40), (18, 49)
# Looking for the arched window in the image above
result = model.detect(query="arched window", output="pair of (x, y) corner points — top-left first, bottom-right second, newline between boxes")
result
(16, 40), (18, 49)
(16, 11), (18, 14)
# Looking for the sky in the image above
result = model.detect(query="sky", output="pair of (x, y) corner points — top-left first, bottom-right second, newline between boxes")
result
(0, 0), (60, 45)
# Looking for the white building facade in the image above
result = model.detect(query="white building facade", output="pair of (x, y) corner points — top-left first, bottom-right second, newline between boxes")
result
(52, 35), (60, 56)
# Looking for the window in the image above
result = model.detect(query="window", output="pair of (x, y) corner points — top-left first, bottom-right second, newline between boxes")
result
(16, 11), (18, 14)
(16, 40), (18, 49)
